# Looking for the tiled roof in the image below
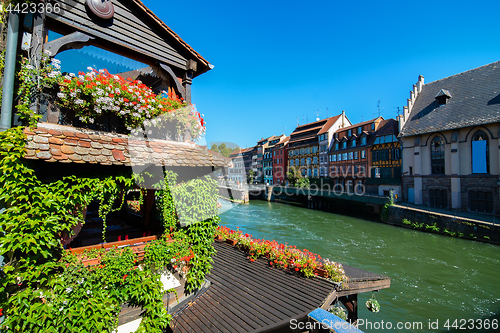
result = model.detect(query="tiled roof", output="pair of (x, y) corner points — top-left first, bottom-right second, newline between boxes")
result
(374, 119), (399, 137)
(401, 61), (500, 137)
(337, 117), (382, 133)
(23, 123), (231, 168)
(318, 115), (341, 134)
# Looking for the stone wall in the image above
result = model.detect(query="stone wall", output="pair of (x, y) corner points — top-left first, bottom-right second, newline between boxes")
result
(385, 205), (500, 245)
(460, 176), (500, 213)
(422, 176), (451, 208)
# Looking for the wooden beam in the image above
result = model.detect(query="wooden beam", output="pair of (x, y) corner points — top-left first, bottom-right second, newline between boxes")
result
(340, 294), (358, 324)
(43, 31), (94, 56)
(158, 62), (186, 100)
(320, 290), (338, 310)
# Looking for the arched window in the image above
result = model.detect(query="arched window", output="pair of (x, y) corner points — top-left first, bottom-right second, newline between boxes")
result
(431, 136), (445, 174)
(472, 130), (489, 174)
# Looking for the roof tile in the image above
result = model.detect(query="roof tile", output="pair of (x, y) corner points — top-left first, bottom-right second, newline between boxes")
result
(24, 124), (232, 168)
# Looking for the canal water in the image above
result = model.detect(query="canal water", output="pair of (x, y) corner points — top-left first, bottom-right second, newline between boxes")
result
(219, 200), (500, 333)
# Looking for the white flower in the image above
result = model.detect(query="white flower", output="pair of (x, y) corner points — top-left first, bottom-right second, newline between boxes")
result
(171, 258), (176, 263)
(99, 69), (105, 73)
(87, 67), (93, 71)
(64, 75), (71, 80)
(148, 130), (152, 135)
(51, 58), (61, 64)
(86, 290), (91, 295)
(70, 92), (77, 98)
(63, 301), (67, 305)
(65, 287), (72, 293)
(59, 307), (64, 312)
(69, 73), (75, 77)
(78, 75), (85, 80)
(79, 116), (85, 121)
(89, 118), (94, 124)
(44, 50), (52, 56)
(52, 63), (61, 70)
(25, 65), (34, 70)
(57, 93), (66, 98)
(77, 278), (84, 284)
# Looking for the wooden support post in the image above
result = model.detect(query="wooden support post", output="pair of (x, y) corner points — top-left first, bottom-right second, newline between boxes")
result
(28, 11), (45, 118)
(340, 294), (358, 324)
(141, 189), (156, 226)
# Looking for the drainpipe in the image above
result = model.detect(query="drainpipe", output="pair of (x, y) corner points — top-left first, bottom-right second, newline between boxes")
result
(0, 12), (20, 131)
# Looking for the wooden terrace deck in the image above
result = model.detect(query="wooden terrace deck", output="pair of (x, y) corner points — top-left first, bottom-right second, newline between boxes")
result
(169, 242), (390, 333)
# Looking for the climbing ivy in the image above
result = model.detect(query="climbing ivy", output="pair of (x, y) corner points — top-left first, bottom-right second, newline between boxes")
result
(0, 126), (221, 331)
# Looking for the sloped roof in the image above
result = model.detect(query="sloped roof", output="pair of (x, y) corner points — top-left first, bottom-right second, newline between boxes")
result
(132, 0), (210, 71)
(374, 119), (399, 137)
(24, 124), (230, 168)
(337, 117), (382, 133)
(401, 61), (500, 137)
(318, 115), (342, 134)
(169, 242), (338, 333)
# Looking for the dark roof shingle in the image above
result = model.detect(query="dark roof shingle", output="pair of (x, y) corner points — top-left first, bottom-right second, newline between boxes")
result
(401, 61), (500, 137)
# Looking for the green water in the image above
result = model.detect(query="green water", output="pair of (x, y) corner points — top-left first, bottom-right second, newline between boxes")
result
(219, 200), (500, 333)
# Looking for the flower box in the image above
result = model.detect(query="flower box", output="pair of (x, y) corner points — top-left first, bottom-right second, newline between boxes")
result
(314, 267), (328, 278)
(214, 235), (224, 242)
(82, 257), (101, 267)
(225, 238), (237, 246)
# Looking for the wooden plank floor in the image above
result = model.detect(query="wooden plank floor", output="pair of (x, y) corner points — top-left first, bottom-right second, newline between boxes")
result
(169, 241), (393, 333)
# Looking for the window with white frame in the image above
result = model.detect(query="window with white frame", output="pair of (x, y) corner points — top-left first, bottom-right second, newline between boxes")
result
(354, 151), (358, 159)
(361, 150), (366, 159)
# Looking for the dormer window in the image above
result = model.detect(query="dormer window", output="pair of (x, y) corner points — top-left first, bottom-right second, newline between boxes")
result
(335, 143), (339, 150)
(361, 137), (367, 145)
(358, 127), (362, 135)
(348, 130), (352, 136)
(351, 139), (356, 147)
(435, 89), (452, 105)
(342, 141), (347, 149)
(371, 123), (375, 131)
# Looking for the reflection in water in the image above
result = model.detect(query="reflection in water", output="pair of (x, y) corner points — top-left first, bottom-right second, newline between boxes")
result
(219, 200), (500, 333)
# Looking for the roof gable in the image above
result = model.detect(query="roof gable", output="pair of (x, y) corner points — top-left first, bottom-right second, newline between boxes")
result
(47, 0), (211, 76)
(401, 61), (500, 137)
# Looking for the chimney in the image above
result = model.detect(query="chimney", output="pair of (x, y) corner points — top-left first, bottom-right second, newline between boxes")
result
(342, 110), (345, 128)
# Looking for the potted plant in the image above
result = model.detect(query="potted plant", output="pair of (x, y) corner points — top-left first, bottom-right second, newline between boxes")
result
(366, 294), (380, 313)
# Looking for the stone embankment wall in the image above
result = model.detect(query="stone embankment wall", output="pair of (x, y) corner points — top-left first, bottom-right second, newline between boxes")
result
(385, 205), (500, 245)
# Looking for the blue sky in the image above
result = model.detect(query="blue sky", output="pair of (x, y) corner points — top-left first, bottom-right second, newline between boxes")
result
(143, 0), (500, 148)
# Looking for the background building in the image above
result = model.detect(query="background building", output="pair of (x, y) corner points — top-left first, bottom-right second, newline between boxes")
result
(272, 136), (289, 185)
(328, 117), (384, 192)
(366, 119), (402, 198)
(318, 112), (351, 178)
(400, 63), (500, 215)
